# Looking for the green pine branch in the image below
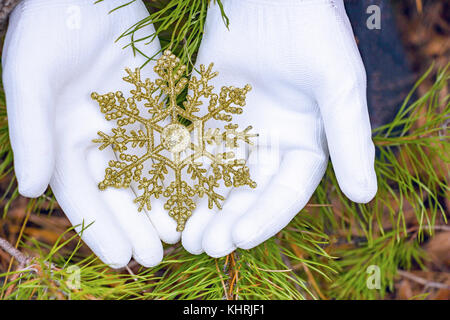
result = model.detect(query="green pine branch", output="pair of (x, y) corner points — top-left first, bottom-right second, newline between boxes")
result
(0, 0), (448, 300)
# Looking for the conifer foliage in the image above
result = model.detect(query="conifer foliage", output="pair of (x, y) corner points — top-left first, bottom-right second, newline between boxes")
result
(0, 0), (448, 300)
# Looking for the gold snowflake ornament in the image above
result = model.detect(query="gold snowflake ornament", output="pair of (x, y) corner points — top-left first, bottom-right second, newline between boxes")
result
(92, 50), (257, 231)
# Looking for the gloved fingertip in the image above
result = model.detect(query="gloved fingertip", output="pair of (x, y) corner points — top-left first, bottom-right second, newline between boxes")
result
(104, 256), (132, 270)
(202, 240), (236, 258)
(145, 206), (181, 244)
(231, 217), (260, 250)
(201, 223), (237, 258)
(159, 231), (181, 245)
(181, 235), (205, 255)
(17, 183), (47, 198)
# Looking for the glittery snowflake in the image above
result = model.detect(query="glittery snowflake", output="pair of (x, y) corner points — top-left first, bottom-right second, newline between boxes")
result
(92, 50), (257, 231)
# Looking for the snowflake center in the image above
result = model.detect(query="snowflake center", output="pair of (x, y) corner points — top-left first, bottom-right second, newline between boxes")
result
(161, 123), (191, 153)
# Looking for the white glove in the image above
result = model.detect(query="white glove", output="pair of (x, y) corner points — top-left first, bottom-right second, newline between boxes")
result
(181, 0), (378, 257)
(2, 0), (171, 268)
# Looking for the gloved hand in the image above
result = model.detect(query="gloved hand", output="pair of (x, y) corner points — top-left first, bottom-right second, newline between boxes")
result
(181, 0), (378, 257)
(2, 0), (174, 268)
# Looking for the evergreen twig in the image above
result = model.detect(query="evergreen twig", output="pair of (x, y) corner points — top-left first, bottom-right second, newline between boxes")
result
(0, 236), (29, 266)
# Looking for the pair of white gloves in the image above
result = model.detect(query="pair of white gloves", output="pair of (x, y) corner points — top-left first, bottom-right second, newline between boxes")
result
(3, 0), (377, 268)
